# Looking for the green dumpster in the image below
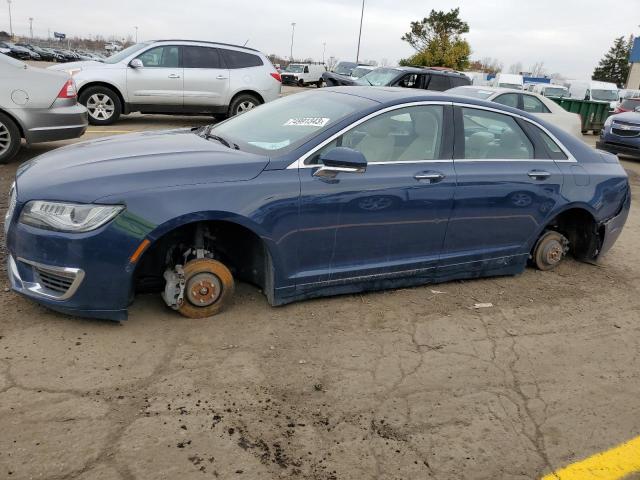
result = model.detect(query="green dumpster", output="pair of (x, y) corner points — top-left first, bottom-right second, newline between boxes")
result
(549, 97), (610, 134)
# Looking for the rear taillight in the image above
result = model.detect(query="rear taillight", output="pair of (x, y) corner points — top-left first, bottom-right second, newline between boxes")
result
(270, 72), (282, 82)
(57, 79), (77, 99)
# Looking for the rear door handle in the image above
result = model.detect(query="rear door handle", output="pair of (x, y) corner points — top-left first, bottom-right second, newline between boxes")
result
(168, 74), (181, 79)
(528, 170), (551, 180)
(414, 172), (445, 183)
(216, 75), (228, 80)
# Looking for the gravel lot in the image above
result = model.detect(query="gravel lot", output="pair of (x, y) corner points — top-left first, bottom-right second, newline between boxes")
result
(1, 68), (640, 479)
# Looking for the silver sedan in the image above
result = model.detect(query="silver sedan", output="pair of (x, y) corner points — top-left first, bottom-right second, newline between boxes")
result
(0, 55), (87, 163)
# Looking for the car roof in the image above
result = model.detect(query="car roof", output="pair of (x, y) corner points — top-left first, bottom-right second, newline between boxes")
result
(151, 39), (260, 52)
(389, 66), (468, 77)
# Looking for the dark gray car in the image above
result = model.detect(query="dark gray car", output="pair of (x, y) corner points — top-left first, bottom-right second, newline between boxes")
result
(0, 55), (88, 163)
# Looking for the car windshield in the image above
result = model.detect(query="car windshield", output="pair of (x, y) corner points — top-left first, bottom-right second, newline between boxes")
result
(334, 62), (357, 75)
(103, 42), (152, 64)
(448, 87), (494, 99)
(207, 91), (375, 155)
(544, 87), (567, 97)
(356, 68), (399, 86)
(284, 64), (304, 73)
(498, 83), (522, 90)
(350, 67), (371, 78)
(591, 89), (619, 101)
(621, 99), (640, 110)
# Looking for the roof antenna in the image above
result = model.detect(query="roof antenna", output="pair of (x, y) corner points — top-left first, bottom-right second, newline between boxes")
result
(243, 39), (250, 47)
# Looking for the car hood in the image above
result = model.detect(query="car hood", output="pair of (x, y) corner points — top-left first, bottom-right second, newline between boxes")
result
(16, 129), (270, 204)
(609, 111), (640, 124)
(48, 60), (107, 71)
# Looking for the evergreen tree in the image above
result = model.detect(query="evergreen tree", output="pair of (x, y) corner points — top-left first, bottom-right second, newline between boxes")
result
(593, 36), (632, 87)
(399, 8), (471, 70)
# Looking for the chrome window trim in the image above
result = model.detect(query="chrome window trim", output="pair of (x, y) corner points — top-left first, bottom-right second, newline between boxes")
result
(454, 102), (577, 163)
(286, 101), (452, 169)
(16, 257), (85, 301)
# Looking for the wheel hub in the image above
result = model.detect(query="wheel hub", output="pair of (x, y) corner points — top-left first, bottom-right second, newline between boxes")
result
(543, 240), (564, 265)
(186, 272), (222, 307)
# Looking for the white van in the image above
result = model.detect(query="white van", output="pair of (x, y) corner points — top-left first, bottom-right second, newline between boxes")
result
(532, 83), (569, 98)
(281, 63), (326, 87)
(568, 80), (619, 108)
(492, 73), (524, 90)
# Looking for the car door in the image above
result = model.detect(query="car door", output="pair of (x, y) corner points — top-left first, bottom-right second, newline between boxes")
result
(182, 45), (229, 110)
(126, 45), (183, 106)
(295, 103), (456, 289)
(440, 105), (564, 275)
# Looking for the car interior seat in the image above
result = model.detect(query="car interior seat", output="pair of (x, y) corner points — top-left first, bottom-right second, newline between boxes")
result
(488, 129), (530, 159)
(397, 110), (440, 161)
(466, 131), (494, 158)
(353, 117), (394, 162)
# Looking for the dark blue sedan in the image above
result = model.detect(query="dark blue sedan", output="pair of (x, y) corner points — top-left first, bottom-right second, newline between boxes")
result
(4, 87), (631, 321)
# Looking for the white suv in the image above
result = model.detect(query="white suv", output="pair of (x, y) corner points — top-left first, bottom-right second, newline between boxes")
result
(49, 40), (282, 125)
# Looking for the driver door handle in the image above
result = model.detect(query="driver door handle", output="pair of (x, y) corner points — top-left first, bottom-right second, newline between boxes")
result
(528, 170), (551, 180)
(414, 172), (445, 183)
(216, 75), (228, 80)
(168, 74), (181, 79)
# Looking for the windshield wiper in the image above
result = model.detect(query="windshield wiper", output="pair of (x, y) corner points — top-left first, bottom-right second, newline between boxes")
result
(201, 125), (239, 150)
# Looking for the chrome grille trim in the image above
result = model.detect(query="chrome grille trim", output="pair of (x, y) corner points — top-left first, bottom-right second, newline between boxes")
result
(17, 257), (85, 300)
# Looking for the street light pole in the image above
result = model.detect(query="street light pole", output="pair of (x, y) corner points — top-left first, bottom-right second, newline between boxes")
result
(322, 42), (326, 64)
(356, 0), (365, 63)
(28, 17), (33, 39)
(134, 26), (138, 43)
(7, 0), (13, 38)
(290, 22), (296, 62)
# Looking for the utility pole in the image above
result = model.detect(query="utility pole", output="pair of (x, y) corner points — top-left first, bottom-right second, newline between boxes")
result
(29, 17), (33, 39)
(7, 0), (13, 38)
(322, 42), (326, 64)
(356, 0), (365, 63)
(134, 26), (138, 43)
(290, 22), (296, 62)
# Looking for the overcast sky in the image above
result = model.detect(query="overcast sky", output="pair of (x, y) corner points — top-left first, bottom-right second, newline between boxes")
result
(3, 0), (639, 78)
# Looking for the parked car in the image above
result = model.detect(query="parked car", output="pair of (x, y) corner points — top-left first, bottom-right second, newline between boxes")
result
(280, 63), (325, 87)
(447, 86), (582, 137)
(596, 108), (640, 158)
(14, 43), (43, 61)
(613, 97), (640, 114)
(491, 73), (524, 90)
(40, 47), (65, 62)
(531, 83), (569, 98)
(332, 61), (361, 76)
(0, 55), (88, 163)
(1, 42), (32, 60)
(0, 43), (10, 55)
(348, 65), (375, 79)
(48, 40), (282, 125)
(323, 66), (471, 90)
(4, 87), (630, 321)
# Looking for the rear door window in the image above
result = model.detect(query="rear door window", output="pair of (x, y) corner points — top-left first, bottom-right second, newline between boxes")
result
(183, 46), (222, 69)
(522, 95), (551, 113)
(221, 49), (263, 69)
(493, 93), (520, 109)
(450, 76), (471, 87)
(427, 74), (451, 91)
(461, 108), (534, 159)
(396, 74), (421, 88)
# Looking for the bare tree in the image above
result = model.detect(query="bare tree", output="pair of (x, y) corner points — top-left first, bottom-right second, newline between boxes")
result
(529, 61), (547, 77)
(508, 62), (523, 74)
(380, 57), (389, 67)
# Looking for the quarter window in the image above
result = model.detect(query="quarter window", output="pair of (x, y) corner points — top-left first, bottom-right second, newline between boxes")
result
(462, 108), (534, 159)
(493, 93), (519, 109)
(312, 105), (444, 164)
(137, 46), (180, 68)
(427, 74), (451, 91)
(183, 46), (222, 69)
(221, 49), (263, 69)
(522, 95), (551, 113)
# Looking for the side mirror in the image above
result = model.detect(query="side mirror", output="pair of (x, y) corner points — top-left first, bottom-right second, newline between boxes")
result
(129, 58), (144, 69)
(314, 147), (367, 178)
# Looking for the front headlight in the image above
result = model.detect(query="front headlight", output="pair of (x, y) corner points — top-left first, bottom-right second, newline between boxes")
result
(604, 115), (614, 128)
(19, 201), (124, 233)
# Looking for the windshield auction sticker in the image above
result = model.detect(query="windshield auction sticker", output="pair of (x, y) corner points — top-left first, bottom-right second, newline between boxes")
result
(283, 117), (330, 127)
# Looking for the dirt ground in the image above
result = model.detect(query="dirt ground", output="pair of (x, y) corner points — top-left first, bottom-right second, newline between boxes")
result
(1, 82), (640, 479)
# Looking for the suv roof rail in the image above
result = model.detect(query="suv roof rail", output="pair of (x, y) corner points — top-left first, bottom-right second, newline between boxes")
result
(152, 39), (260, 52)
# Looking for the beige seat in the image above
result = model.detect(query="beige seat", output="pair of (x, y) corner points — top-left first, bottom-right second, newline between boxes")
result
(466, 131), (494, 159)
(398, 110), (440, 161)
(487, 129), (530, 159)
(353, 118), (394, 162)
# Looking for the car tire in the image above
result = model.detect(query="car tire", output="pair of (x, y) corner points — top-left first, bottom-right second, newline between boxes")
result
(228, 94), (260, 117)
(532, 231), (569, 271)
(316, 80), (323, 88)
(213, 113), (228, 122)
(176, 258), (235, 319)
(79, 86), (122, 126)
(298, 79), (305, 87)
(0, 113), (22, 165)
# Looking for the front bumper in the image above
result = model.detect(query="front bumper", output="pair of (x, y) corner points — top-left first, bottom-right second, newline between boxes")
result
(5, 207), (141, 321)
(596, 140), (640, 158)
(11, 104), (88, 144)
